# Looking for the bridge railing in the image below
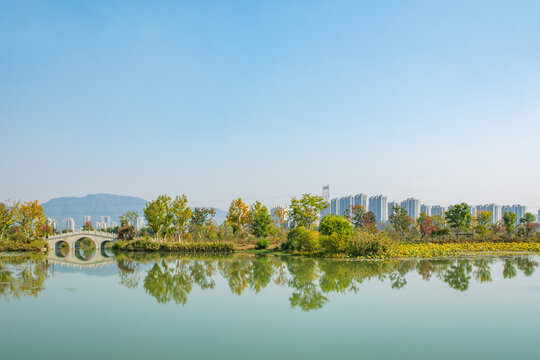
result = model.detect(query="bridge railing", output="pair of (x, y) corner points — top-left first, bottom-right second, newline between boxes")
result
(46, 230), (117, 240)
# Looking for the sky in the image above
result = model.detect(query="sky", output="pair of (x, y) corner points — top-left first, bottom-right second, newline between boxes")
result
(1, 0), (539, 211)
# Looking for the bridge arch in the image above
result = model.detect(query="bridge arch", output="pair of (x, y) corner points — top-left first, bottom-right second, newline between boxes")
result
(100, 240), (114, 258)
(54, 241), (69, 257)
(74, 237), (97, 260)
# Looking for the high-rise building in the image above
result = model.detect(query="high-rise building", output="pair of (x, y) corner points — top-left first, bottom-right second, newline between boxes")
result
(64, 218), (75, 232)
(476, 204), (502, 224)
(470, 206), (478, 217)
(368, 195), (388, 225)
(353, 193), (368, 210)
(401, 198), (421, 220)
(513, 204), (527, 223)
(136, 217), (145, 230)
(47, 218), (57, 231)
(431, 205), (446, 217)
(339, 196), (353, 217)
(330, 198), (340, 216)
(321, 185), (330, 218)
(83, 215), (91, 226)
(420, 204), (431, 216)
(388, 201), (399, 218)
(105, 216), (111, 228)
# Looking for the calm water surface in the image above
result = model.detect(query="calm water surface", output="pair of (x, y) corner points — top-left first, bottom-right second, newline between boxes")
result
(1, 251), (539, 360)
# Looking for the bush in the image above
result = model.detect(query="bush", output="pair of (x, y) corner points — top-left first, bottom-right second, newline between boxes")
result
(286, 226), (319, 252)
(347, 231), (395, 258)
(0, 240), (46, 252)
(8, 232), (31, 244)
(320, 233), (350, 254)
(255, 239), (269, 249)
(319, 215), (353, 236)
(113, 239), (235, 253)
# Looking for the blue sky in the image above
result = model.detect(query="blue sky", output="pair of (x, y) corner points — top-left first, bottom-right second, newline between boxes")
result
(1, 0), (539, 211)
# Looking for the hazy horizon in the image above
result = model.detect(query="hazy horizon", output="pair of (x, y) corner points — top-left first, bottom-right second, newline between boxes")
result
(1, 1), (539, 211)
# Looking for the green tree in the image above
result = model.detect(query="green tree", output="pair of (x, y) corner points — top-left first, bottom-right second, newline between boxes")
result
(519, 212), (536, 225)
(502, 212), (517, 238)
(474, 210), (493, 238)
(389, 205), (412, 240)
(248, 201), (272, 238)
(346, 205), (365, 229)
(286, 226), (319, 252)
(319, 215), (353, 236)
(190, 208), (216, 226)
(171, 195), (192, 239)
(290, 194), (328, 229)
(144, 195), (173, 237)
(120, 210), (138, 227)
(226, 198), (249, 235)
(0, 200), (21, 239)
(445, 203), (472, 231)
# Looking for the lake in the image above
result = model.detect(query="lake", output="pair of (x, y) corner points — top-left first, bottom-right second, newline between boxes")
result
(1, 252), (539, 359)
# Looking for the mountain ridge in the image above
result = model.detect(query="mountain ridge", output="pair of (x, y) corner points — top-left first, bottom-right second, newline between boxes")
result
(42, 193), (226, 229)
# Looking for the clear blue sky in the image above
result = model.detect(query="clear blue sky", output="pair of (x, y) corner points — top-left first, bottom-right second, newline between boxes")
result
(1, 0), (539, 210)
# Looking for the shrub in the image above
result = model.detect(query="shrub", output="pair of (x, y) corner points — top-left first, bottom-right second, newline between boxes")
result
(319, 215), (353, 236)
(286, 226), (319, 252)
(113, 239), (235, 252)
(0, 240), (46, 252)
(320, 233), (350, 254)
(255, 239), (269, 249)
(347, 231), (395, 258)
(8, 232), (31, 244)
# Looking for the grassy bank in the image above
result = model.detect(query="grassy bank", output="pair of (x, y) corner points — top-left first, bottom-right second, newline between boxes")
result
(0, 240), (46, 252)
(113, 239), (235, 253)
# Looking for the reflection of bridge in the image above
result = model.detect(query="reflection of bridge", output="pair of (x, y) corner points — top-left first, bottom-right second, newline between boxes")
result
(47, 250), (116, 268)
(45, 231), (118, 268)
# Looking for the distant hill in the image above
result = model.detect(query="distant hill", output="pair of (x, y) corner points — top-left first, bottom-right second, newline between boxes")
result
(42, 193), (227, 229)
(42, 194), (148, 229)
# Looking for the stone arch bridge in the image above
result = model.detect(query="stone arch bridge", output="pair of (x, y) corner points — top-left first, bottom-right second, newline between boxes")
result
(46, 230), (118, 254)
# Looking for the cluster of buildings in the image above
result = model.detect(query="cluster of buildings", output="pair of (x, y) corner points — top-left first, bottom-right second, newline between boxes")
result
(269, 190), (538, 229)
(47, 215), (146, 232)
(323, 193), (535, 226)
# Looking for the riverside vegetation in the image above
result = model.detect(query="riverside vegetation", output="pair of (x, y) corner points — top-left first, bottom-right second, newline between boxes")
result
(2, 194), (540, 259)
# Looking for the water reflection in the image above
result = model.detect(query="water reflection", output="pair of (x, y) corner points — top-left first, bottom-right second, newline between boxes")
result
(115, 254), (539, 311)
(0, 253), (50, 300)
(1, 253), (538, 311)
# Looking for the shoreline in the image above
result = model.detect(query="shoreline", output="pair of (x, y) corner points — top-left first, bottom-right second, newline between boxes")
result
(3, 240), (540, 260)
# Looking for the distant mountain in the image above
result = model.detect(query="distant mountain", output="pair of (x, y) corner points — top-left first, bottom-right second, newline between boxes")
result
(42, 193), (227, 229)
(43, 193), (148, 229)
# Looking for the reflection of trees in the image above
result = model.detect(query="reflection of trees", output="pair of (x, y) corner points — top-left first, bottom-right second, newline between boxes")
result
(115, 253), (540, 311)
(190, 260), (216, 290)
(284, 258), (327, 312)
(474, 259), (492, 283)
(117, 259), (140, 289)
(0, 254), (49, 300)
(515, 258), (537, 277)
(248, 256), (274, 293)
(218, 257), (252, 295)
(440, 260), (472, 291)
(144, 260), (192, 305)
(503, 259), (517, 279)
